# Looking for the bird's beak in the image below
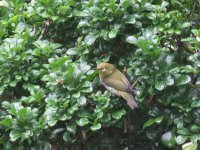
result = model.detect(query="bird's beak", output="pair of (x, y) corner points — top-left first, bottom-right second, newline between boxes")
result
(93, 67), (101, 72)
(85, 67), (99, 74)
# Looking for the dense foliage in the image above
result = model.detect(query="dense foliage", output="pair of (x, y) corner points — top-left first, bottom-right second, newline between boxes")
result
(0, 0), (200, 149)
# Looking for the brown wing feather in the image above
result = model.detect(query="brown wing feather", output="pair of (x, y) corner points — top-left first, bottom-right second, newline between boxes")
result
(103, 70), (133, 93)
(118, 91), (138, 109)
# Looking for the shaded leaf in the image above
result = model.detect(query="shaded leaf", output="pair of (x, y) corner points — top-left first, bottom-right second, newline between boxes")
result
(143, 119), (155, 129)
(176, 75), (191, 85)
(90, 123), (101, 131)
(108, 28), (118, 39)
(67, 48), (78, 55)
(10, 130), (21, 142)
(111, 109), (126, 120)
(155, 81), (166, 90)
(176, 135), (188, 145)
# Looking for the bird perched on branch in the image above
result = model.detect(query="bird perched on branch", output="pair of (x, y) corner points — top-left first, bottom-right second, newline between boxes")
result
(96, 62), (137, 110)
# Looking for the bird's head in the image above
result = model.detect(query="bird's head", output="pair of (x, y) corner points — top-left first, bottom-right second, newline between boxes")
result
(96, 62), (116, 78)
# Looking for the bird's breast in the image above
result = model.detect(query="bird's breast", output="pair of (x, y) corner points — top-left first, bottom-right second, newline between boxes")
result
(100, 78), (120, 96)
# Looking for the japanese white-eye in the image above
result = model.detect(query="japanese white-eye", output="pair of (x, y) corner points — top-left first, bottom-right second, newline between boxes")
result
(96, 62), (137, 110)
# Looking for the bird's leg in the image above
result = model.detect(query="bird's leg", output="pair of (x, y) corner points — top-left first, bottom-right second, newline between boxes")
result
(122, 66), (127, 75)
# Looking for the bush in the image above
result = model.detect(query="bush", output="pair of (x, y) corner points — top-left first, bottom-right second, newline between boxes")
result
(0, 0), (200, 149)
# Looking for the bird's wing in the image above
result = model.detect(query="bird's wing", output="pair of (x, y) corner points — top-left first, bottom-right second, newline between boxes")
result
(100, 78), (120, 96)
(103, 70), (133, 93)
(118, 91), (138, 109)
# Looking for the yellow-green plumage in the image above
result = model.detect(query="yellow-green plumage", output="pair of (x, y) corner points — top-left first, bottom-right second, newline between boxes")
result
(97, 62), (137, 110)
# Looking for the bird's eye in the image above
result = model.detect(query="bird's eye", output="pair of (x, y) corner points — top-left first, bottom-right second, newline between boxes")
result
(102, 67), (106, 72)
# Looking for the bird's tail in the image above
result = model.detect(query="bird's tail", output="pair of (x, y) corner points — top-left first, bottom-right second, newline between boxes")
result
(118, 91), (138, 110)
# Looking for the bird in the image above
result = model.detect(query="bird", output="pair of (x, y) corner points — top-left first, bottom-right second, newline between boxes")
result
(96, 62), (137, 110)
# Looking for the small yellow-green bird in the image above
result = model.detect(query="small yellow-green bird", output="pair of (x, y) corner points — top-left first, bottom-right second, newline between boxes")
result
(96, 62), (137, 110)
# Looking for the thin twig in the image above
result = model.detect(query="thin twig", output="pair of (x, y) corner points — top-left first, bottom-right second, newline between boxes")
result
(189, 2), (196, 20)
(38, 20), (51, 40)
(122, 66), (127, 75)
(82, 131), (86, 140)
(132, 77), (140, 87)
(147, 94), (154, 106)
(82, 132), (94, 144)
(124, 119), (127, 133)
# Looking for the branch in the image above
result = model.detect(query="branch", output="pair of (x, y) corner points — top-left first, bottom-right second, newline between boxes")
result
(38, 20), (51, 40)
(132, 77), (140, 87)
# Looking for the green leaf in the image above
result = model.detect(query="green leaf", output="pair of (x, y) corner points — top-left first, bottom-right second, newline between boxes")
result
(0, 118), (13, 127)
(77, 20), (90, 29)
(2, 101), (10, 109)
(191, 100), (200, 108)
(75, 10), (90, 17)
(155, 116), (163, 123)
(182, 142), (197, 150)
(143, 119), (155, 129)
(48, 117), (58, 127)
(161, 131), (176, 148)
(100, 114), (111, 123)
(10, 80), (17, 87)
(84, 34), (96, 45)
(96, 111), (103, 119)
(190, 134), (200, 142)
(50, 57), (67, 68)
(108, 28), (118, 39)
(177, 128), (191, 135)
(160, 1), (169, 9)
(67, 123), (76, 134)
(10, 130), (22, 142)
(15, 75), (22, 80)
(176, 135), (188, 145)
(72, 92), (80, 98)
(0, 1), (9, 7)
(81, 81), (92, 88)
(190, 125), (200, 132)
(180, 22), (191, 28)
(155, 80), (166, 90)
(58, 5), (67, 15)
(111, 109), (126, 120)
(165, 76), (174, 86)
(90, 123), (101, 131)
(126, 36), (137, 44)
(67, 48), (78, 55)
(0, 86), (4, 95)
(77, 96), (87, 105)
(37, 141), (51, 150)
(76, 118), (89, 126)
(176, 75), (191, 85)
(63, 131), (74, 143)
(67, 104), (78, 114)
(125, 15), (136, 24)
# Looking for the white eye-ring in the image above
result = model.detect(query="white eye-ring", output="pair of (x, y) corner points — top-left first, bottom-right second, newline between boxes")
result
(102, 67), (106, 72)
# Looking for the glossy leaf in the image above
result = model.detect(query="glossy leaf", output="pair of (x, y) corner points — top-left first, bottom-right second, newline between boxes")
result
(76, 118), (89, 126)
(84, 35), (96, 45)
(182, 142), (197, 150)
(90, 123), (101, 131)
(155, 81), (166, 90)
(111, 109), (126, 120)
(126, 36), (137, 44)
(176, 75), (191, 85)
